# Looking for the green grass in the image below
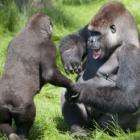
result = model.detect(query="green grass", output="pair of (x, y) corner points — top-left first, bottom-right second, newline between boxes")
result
(1, 0), (140, 140)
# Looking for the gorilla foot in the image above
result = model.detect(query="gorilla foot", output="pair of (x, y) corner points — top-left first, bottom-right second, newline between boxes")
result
(9, 133), (22, 140)
(70, 128), (87, 137)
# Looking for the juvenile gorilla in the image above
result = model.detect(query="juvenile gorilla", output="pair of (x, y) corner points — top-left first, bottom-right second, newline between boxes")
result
(0, 13), (77, 140)
(60, 1), (140, 136)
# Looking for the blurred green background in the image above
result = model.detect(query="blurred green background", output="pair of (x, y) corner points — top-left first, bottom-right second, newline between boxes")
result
(0, 0), (140, 140)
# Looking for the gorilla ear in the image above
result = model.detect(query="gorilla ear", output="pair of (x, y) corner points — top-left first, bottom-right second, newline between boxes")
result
(49, 21), (53, 33)
(110, 24), (116, 33)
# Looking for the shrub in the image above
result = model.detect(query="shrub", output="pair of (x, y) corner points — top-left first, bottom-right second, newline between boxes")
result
(0, 0), (20, 33)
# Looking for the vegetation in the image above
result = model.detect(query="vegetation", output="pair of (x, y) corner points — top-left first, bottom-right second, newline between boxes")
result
(0, 0), (140, 139)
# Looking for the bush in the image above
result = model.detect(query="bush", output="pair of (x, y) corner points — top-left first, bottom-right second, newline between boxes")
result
(0, 0), (20, 33)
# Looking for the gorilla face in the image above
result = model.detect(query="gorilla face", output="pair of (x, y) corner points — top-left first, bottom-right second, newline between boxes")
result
(41, 16), (53, 36)
(38, 15), (53, 38)
(87, 23), (121, 59)
(87, 31), (103, 59)
(87, 2), (126, 59)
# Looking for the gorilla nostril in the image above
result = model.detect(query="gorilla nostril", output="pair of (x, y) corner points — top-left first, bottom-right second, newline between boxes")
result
(90, 40), (94, 43)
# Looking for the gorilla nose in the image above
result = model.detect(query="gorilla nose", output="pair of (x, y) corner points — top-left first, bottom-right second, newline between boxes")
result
(87, 36), (101, 49)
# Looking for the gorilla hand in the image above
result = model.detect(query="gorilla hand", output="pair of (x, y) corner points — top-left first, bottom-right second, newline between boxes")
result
(65, 83), (85, 103)
(60, 32), (87, 74)
(62, 49), (82, 74)
(65, 83), (81, 102)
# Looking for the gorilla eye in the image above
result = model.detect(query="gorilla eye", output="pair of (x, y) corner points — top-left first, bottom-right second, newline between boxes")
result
(110, 24), (116, 33)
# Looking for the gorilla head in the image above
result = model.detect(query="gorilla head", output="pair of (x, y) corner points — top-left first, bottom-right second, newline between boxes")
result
(87, 2), (139, 59)
(27, 13), (53, 39)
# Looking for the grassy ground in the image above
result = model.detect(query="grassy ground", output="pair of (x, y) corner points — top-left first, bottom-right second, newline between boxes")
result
(1, 0), (140, 139)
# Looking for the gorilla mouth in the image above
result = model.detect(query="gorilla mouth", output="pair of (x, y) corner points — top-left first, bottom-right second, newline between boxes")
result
(93, 48), (101, 59)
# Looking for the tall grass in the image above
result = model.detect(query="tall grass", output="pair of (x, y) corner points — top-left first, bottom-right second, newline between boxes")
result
(0, 0), (19, 33)
(0, 0), (27, 75)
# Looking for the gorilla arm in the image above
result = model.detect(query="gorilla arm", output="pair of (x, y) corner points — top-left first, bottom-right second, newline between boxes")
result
(40, 40), (77, 93)
(60, 26), (88, 74)
(76, 85), (139, 114)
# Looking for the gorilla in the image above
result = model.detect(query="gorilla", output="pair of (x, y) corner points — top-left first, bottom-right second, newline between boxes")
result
(60, 1), (140, 136)
(0, 13), (77, 140)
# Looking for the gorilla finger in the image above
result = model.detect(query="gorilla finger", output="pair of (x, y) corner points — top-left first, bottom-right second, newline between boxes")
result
(71, 63), (79, 73)
(68, 64), (75, 74)
(64, 65), (70, 74)
(77, 65), (82, 73)
(75, 68), (80, 74)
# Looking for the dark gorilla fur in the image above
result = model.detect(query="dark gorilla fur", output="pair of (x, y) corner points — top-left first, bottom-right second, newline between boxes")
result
(0, 13), (77, 140)
(60, 1), (140, 136)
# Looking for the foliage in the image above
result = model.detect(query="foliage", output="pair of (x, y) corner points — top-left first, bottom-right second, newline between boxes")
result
(0, 0), (19, 33)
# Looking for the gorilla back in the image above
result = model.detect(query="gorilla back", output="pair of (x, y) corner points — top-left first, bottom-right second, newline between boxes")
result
(0, 13), (77, 140)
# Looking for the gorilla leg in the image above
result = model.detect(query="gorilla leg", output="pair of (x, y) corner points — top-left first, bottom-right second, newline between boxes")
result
(61, 92), (88, 136)
(118, 113), (140, 132)
(61, 92), (100, 136)
(0, 107), (21, 140)
(95, 113), (118, 135)
(13, 101), (36, 138)
(96, 113), (140, 134)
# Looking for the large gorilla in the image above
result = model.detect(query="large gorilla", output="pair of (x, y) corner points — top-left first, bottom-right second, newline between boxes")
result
(0, 13), (77, 140)
(60, 1), (140, 136)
